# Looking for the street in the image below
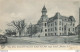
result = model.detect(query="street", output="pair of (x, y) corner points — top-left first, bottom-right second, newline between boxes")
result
(4, 35), (78, 45)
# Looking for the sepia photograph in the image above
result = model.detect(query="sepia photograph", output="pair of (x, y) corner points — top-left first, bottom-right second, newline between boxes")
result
(0, 0), (80, 49)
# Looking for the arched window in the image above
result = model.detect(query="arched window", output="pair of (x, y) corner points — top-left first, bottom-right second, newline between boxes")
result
(45, 33), (47, 36)
(45, 23), (47, 27)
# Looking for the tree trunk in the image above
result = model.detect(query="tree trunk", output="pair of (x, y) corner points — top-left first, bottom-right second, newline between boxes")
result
(19, 31), (21, 37)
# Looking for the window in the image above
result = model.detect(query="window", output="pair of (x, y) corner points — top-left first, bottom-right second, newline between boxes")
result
(45, 33), (47, 36)
(73, 24), (74, 26)
(59, 27), (61, 30)
(45, 23), (46, 27)
(62, 28), (63, 31)
(48, 25), (49, 27)
(53, 28), (54, 31)
(48, 29), (49, 32)
(49, 33), (51, 36)
(55, 33), (56, 35)
(51, 24), (52, 26)
(55, 27), (57, 30)
(62, 22), (63, 25)
(51, 28), (52, 31)
(55, 22), (57, 25)
(69, 28), (70, 31)
(64, 25), (66, 30)
(41, 29), (42, 32)
(65, 28), (66, 30)
(45, 29), (47, 32)
(73, 28), (74, 31)
(59, 21), (61, 25)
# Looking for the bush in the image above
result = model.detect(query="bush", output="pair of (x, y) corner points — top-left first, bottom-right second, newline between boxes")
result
(68, 32), (75, 36)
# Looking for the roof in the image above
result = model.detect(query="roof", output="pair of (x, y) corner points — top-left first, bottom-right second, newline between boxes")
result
(37, 15), (48, 24)
(47, 12), (75, 23)
(42, 5), (47, 12)
(69, 16), (76, 22)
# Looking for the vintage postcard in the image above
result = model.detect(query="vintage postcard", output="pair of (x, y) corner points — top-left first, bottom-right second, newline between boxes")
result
(0, 0), (80, 50)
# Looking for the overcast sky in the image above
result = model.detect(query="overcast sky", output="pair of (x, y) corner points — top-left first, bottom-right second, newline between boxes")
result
(0, 0), (80, 33)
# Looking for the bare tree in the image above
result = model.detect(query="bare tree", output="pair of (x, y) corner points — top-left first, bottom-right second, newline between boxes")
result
(27, 24), (37, 37)
(8, 19), (26, 37)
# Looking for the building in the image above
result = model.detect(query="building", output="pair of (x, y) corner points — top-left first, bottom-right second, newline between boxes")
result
(75, 8), (80, 35)
(37, 6), (76, 36)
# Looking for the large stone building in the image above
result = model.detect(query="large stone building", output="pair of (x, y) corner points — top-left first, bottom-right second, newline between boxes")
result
(37, 6), (76, 36)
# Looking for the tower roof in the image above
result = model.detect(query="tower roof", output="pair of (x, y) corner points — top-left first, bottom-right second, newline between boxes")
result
(42, 5), (46, 10)
(42, 5), (47, 12)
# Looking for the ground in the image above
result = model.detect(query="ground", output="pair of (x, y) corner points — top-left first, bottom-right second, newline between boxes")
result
(4, 35), (80, 45)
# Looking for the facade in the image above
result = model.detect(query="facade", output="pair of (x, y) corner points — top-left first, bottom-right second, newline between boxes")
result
(37, 6), (76, 36)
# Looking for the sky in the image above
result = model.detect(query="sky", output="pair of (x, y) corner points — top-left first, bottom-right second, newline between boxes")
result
(0, 0), (80, 33)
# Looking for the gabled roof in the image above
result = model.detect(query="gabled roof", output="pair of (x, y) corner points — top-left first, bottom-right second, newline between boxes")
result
(47, 12), (76, 23)
(47, 12), (60, 23)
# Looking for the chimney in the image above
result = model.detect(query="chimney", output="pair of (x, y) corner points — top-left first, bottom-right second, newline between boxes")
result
(79, 8), (80, 24)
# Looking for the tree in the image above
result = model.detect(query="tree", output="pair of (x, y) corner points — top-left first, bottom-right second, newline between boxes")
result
(5, 29), (16, 36)
(8, 19), (26, 37)
(27, 24), (37, 37)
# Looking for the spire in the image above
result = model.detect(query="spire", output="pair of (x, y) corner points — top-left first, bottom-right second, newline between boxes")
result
(42, 5), (47, 12)
(42, 5), (47, 15)
(42, 5), (46, 10)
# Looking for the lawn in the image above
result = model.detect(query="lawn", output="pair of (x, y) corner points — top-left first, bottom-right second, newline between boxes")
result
(6, 35), (79, 45)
